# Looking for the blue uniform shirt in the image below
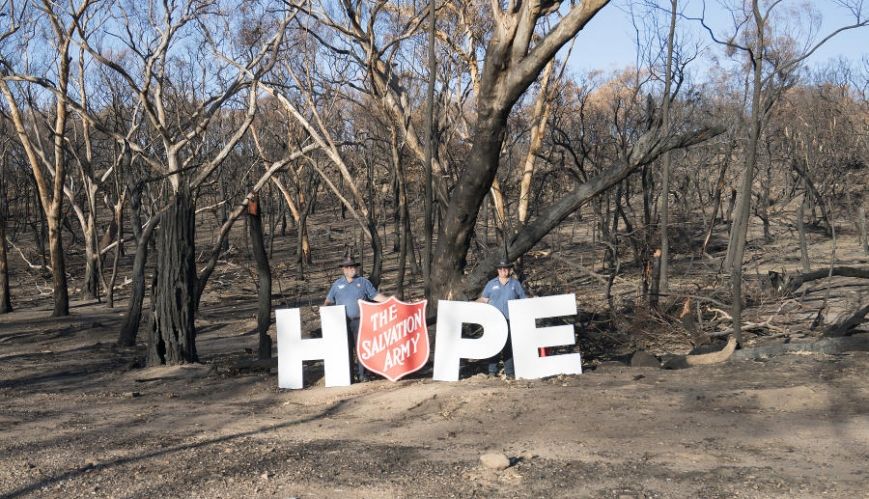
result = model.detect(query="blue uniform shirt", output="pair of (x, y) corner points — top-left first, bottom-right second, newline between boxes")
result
(326, 276), (379, 319)
(482, 277), (526, 319)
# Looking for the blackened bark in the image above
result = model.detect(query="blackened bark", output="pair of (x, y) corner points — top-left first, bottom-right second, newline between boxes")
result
(859, 205), (869, 256)
(118, 215), (158, 346)
(430, 110), (508, 300)
(825, 305), (869, 337)
(32, 190), (47, 267)
(797, 192), (811, 273)
(394, 134), (410, 300)
(367, 219), (383, 288)
(218, 174), (230, 254)
(392, 168), (400, 253)
(791, 160), (832, 237)
(724, 188), (737, 224)
(107, 199), (124, 309)
(82, 219), (100, 301)
(701, 153), (731, 254)
(147, 189), (197, 365)
(782, 266), (869, 294)
(0, 170), (9, 313)
(129, 184), (143, 242)
(299, 174), (317, 269)
(0, 212), (10, 314)
(847, 191), (868, 256)
(47, 212), (69, 317)
(248, 198), (273, 360)
(297, 209), (310, 279)
(297, 197), (315, 275)
(641, 165), (655, 304)
(292, 176), (317, 280)
(760, 162), (773, 243)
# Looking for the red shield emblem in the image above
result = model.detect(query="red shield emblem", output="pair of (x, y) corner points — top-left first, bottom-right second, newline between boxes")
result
(357, 297), (429, 382)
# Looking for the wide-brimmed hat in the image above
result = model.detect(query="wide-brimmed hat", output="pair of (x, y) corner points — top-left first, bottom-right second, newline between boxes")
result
(495, 258), (513, 268)
(338, 256), (360, 267)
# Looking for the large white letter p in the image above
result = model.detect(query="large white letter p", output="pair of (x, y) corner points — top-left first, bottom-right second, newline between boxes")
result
(432, 300), (508, 381)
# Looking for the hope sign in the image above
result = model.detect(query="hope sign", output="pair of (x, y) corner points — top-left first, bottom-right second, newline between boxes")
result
(276, 294), (582, 389)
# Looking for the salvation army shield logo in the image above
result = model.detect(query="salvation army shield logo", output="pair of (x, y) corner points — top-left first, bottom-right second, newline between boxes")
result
(357, 297), (429, 382)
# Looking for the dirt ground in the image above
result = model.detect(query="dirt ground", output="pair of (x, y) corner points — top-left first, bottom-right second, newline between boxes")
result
(1, 297), (867, 498)
(2, 204), (869, 498)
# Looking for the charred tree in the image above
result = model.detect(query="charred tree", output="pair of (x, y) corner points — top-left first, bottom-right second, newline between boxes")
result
(147, 188), (197, 365)
(0, 193), (10, 314)
(117, 183), (156, 346)
(0, 155), (10, 313)
(247, 197), (273, 360)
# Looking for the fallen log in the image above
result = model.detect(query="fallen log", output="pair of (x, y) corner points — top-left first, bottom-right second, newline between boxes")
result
(663, 336), (737, 369)
(663, 334), (869, 368)
(230, 357), (278, 370)
(824, 305), (869, 338)
(731, 334), (869, 360)
(771, 266), (869, 295)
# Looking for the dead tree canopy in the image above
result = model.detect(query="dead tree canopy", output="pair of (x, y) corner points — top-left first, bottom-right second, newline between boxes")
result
(428, 0), (722, 300)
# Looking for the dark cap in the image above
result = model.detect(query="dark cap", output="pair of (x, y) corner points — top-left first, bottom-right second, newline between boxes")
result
(338, 256), (359, 267)
(495, 258), (513, 268)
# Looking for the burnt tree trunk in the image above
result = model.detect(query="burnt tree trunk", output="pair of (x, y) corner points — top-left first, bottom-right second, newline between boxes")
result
(47, 207), (70, 317)
(0, 207), (10, 314)
(218, 172), (230, 254)
(791, 160), (832, 237)
(759, 161), (773, 243)
(32, 189), (48, 268)
(367, 219), (383, 288)
(248, 198), (273, 360)
(825, 305), (869, 338)
(724, 188), (737, 224)
(106, 196), (125, 309)
(430, 108), (507, 300)
(847, 191), (868, 256)
(397, 193), (409, 299)
(129, 184), (143, 242)
(782, 266), (869, 294)
(297, 208), (311, 279)
(118, 219), (157, 346)
(859, 205), (869, 256)
(298, 173), (317, 270)
(392, 130), (410, 299)
(797, 191), (811, 273)
(392, 167), (401, 253)
(0, 166), (10, 313)
(82, 211), (100, 301)
(147, 189), (197, 365)
(118, 195), (156, 346)
(701, 159), (729, 254)
(641, 165), (655, 305)
(293, 174), (318, 280)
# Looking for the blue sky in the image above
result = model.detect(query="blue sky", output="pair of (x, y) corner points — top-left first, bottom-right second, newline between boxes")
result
(568, 0), (868, 75)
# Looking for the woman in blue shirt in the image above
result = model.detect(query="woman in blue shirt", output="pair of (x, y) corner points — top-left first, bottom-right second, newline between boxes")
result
(325, 256), (388, 381)
(477, 258), (527, 378)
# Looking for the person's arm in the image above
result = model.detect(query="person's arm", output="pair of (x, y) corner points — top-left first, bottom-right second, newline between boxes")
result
(325, 282), (337, 305)
(516, 280), (527, 299)
(363, 279), (389, 302)
(478, 280), (493, 303)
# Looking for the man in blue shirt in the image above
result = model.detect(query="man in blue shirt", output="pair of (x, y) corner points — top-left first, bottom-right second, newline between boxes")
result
(478, 258), (527, 378)
(325, 256), (388, 382)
